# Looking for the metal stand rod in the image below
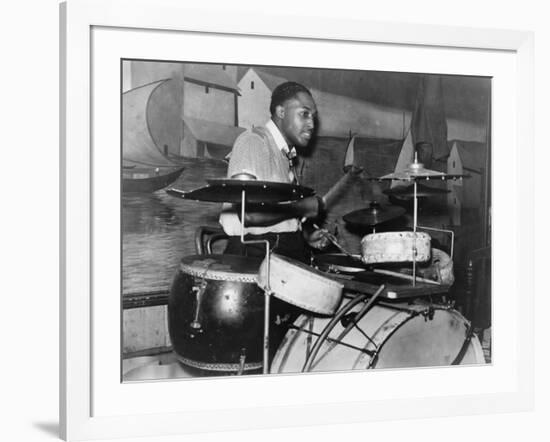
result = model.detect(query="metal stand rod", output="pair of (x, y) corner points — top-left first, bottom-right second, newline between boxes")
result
(239, 190), (271, 374)
(417, 225), (455, 259)
(412, 180), (418, 287)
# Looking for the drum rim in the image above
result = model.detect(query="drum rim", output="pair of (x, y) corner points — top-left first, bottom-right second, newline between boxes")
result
(361, 231), (431, 243)
(179, 254), (260, 282)
(175, 354), (263, 372)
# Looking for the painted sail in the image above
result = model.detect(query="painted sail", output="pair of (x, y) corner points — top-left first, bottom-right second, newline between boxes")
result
(122, 79), (182, 167)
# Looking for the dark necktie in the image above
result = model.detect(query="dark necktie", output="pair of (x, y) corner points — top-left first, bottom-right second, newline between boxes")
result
(283, 147), (298, 184)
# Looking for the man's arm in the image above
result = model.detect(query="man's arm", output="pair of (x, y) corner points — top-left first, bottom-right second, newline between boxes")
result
(235, 196), (322, 227)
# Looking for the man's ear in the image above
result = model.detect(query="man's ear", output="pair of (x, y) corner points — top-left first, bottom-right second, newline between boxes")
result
(275, 104), (285, 120)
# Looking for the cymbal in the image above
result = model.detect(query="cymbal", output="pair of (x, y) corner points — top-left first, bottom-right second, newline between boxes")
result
(343, 202), (406, 227)
(366, 160), (468, 182)
(167, 179), (315, 203)
(383, 182), (450, 199)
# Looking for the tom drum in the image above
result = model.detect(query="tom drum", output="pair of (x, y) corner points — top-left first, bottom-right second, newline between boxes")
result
(168, 254), (264, 372)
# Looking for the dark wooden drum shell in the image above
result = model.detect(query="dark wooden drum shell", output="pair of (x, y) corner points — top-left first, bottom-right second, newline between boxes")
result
(168, 254), (264, 372)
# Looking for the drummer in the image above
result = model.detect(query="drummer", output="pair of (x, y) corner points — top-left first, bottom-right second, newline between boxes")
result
(219, 81), (329, 263)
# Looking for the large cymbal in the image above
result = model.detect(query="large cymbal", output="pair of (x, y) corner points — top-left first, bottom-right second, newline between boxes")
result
(383, 182), (450, 199)
(343, 201), (406, 227)
(167, 178), (315, 203)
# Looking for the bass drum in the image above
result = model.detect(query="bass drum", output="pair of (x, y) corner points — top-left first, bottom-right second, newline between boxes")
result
(169, 254), (264, 373)
(271, 301), (485, 373)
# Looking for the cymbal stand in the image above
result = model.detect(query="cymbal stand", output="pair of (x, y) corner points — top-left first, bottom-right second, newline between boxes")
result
(412, 180), (418, 286)
(239, 190), (271, 375)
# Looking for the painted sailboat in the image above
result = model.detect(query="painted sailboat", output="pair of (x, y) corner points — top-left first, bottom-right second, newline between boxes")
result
(122, 79), (184, 193)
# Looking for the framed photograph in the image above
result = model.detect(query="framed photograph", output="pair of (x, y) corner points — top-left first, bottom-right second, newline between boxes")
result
(60, 0), (534, 440)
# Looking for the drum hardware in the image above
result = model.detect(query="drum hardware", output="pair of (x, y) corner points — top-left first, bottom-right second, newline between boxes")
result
(237, 189), (272, 375)
(417, 225), (455, 259)
(189, 278), (208, 331)
(304, 285), (385, 372)
(420, 306), (436, 321)
(237, 348), (247, 375)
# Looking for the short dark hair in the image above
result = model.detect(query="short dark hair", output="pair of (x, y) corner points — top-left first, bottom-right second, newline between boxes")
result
(269, 81), (312, 115)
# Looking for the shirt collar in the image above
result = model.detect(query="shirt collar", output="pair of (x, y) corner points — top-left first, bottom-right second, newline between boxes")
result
(265, 119), (293, 156)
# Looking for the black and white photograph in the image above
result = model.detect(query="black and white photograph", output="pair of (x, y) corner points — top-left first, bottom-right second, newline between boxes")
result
(121, 60), (492, 380)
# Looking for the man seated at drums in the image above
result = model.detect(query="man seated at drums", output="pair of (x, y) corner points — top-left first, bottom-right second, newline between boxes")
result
(219, 81), (329, 262)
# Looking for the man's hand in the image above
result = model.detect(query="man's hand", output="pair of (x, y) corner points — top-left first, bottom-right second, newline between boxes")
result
(304, 227), (331, 250)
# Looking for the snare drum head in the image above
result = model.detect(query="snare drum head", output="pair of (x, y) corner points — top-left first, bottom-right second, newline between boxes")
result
(271, 303), (485, 374)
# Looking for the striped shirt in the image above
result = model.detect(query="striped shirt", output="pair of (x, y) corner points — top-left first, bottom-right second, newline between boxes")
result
(219, 120), (300, 236)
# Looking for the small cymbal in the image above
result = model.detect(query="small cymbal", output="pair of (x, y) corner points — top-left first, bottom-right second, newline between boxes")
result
(167, 179), (314, 203)
(343, 202), (406, 227)
(365, 160), (469, 182)
(383, 183), (450, 199)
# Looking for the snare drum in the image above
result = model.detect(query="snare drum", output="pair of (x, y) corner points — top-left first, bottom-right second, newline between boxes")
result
(258, 253), (344, 315)
(271, 300), (485, 373)
(168, 254), (264, 372)
(361, 231), (431, 264)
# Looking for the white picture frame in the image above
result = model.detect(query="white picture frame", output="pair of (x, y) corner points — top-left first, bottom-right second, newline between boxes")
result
(60, 0), (534, 440)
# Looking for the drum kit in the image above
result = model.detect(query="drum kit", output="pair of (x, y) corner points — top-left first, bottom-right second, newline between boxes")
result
(165, 155), (483, 376)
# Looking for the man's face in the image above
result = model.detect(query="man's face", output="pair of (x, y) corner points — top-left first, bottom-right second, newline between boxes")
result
(277, 92), (317, 149)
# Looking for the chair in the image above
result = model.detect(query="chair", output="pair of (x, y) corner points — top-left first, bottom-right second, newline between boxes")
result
(194, 225), (229, 255)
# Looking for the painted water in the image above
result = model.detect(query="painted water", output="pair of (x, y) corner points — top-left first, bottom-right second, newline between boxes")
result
(122, 157), (227, 295)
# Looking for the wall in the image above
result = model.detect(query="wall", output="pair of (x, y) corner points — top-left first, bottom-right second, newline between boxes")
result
(128, 60), (185, 91)
(183, 81), (235, 125)
(238, 69), (272, 128)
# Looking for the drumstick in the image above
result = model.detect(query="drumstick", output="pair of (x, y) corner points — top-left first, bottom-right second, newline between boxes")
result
(312, 223), (360, 259)
(371, 268), (441, 285)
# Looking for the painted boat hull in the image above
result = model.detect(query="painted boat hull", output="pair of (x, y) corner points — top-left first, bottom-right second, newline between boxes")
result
(122, 167), (184, 193)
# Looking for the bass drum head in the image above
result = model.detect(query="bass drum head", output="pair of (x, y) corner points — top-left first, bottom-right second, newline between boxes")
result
(271, 303), (485, 374)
